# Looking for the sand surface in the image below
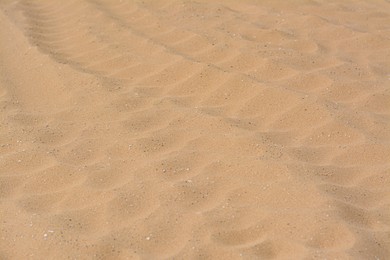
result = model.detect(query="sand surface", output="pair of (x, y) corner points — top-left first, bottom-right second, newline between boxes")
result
(1, 0), (390, 259)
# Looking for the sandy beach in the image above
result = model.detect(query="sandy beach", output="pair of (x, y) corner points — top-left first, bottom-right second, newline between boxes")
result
(1, 0), (390, 259)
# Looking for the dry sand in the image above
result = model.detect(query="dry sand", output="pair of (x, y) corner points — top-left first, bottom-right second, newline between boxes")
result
(1, 0), (390, 259)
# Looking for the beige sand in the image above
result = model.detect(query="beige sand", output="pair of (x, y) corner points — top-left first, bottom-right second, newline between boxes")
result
(1, 0), (390, 259)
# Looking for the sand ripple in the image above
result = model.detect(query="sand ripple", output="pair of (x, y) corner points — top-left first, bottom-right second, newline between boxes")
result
(1, 0), (390, 259)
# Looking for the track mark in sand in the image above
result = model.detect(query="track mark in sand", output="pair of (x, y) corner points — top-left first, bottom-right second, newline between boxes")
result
(2, 0), (390, 259)
(20, 1), (170, 80)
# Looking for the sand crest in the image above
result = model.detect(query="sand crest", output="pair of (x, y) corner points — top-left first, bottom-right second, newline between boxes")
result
(1, 0), (390, 259)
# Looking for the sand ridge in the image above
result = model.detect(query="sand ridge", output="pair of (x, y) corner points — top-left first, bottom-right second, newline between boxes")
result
(1, 0), (390, 259)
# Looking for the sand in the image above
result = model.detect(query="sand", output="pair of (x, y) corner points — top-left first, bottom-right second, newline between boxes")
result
(0, 0), (389, 259)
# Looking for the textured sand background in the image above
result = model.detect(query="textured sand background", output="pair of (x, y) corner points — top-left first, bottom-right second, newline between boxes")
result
(1, 0), (390, 259)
